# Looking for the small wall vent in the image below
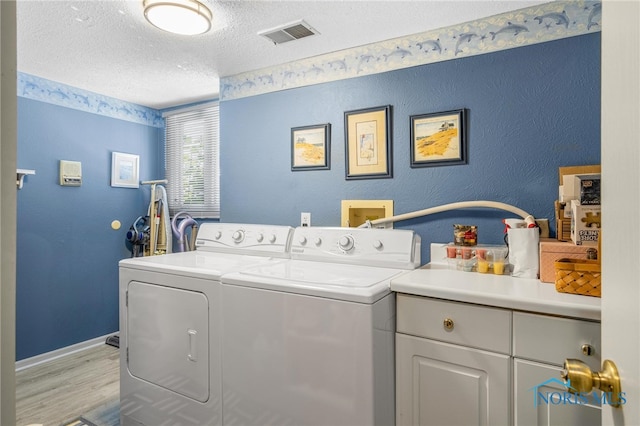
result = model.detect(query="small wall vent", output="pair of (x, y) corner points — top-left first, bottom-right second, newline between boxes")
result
(258, 20), (318, 45)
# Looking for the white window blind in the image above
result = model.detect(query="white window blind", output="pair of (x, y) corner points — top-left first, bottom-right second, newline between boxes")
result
(164, 102), (220, 218)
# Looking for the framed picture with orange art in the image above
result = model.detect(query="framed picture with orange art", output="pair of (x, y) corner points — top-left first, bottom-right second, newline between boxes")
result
(291, 123), (331, 171)
(410, 109), (467, 168)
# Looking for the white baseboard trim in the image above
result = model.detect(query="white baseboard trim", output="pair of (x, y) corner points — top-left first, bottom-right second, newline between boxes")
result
(16, 332), (119, 372)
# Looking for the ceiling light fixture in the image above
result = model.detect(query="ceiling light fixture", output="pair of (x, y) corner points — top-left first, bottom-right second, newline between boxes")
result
(143, 0), (212, 36)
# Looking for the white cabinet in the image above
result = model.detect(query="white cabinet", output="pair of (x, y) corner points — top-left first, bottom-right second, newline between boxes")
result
(395, 294), (601, 426)
(512, 312), (601, 426)
(396, 295), (511, 426)
(396, 334), (510, 426)
(514, 359), (600, 426)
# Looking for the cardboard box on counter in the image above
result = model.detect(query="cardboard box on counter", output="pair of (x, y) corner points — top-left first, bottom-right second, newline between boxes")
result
(539, 238), (597, 283)
(557, 166), (601, 220)
(570, 200), (601, 246)
(555, 165), (600, 242)
(574, 174), (601, 205)
(554, 200), (571, 241)
(559, 165), (601, 186)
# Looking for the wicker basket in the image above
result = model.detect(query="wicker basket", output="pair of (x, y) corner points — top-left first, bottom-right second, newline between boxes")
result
(555, 258), (601, 297)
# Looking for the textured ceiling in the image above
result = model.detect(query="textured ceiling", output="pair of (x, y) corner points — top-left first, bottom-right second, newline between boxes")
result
(16, 0), (548, 109)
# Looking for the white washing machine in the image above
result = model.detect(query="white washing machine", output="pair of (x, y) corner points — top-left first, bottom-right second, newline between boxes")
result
(221, 226), (421, 426)
(118, 223), (293, 426)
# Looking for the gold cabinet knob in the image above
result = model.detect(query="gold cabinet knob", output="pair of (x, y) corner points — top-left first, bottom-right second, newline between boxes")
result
(443, 318), (454, 331)
(561, 359), (622, 408)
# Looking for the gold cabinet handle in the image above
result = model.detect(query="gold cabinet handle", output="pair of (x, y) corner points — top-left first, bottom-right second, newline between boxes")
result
(443, 318), (454, 331)
(560, 359), (622, 408)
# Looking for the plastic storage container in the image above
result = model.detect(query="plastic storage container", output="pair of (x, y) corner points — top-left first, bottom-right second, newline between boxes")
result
(445, 244), (509, 275)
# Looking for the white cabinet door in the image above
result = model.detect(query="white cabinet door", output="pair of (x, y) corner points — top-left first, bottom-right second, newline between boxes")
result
(514, 358), (601, 426)
(396, 333), (510, 426)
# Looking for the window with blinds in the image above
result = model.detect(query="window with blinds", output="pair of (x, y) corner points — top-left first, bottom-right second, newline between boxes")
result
(164, 102), (220, 218)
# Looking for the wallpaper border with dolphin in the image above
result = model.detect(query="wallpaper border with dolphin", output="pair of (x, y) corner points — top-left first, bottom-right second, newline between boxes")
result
(221, 0), (601, 101)
(17, 72), (164, 128)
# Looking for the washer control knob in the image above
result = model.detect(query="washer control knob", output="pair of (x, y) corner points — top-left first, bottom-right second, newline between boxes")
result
(232, 230), (245, 243)
(299, 236), (307, 245)
(256, 233), (264, 243)
(314, 237), (322, 246)
(214, 231), (222, 240)
(339, 235), (355, 251)
(373, 240), (383, 249)
(269, 234), (277, 243)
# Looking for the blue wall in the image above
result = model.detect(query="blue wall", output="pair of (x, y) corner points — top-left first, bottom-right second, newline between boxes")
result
(16, 98), (163, 360)
(15, 32), (600, 359)
(220, 34), (601, 262)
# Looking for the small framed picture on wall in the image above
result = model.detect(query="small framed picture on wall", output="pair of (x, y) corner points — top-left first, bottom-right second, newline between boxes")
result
(111, 152), (139, 188)
(291, 123), (331, 171)
(410, 108), (467, 168)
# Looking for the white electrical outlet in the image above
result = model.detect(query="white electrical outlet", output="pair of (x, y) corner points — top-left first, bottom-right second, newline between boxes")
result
(301, 212), (311, 227)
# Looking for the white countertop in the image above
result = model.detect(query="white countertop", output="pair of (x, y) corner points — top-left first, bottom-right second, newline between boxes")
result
(391, 262), (601, 321)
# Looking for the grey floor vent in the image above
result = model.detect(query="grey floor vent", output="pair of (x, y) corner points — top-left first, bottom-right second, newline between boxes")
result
(105, 334), (119, 348)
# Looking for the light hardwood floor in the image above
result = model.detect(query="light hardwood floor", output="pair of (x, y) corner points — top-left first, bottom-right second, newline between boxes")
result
(16, 344), (120, 426)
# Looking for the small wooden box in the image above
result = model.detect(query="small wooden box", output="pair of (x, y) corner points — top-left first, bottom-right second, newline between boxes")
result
(539, 238), (596, 283)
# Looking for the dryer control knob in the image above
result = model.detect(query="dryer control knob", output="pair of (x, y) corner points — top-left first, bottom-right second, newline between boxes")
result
(314, 237), (322, 246)
(232, 230), (245, 242)
(339, 235), (355, 251)
(299, 236), (307, 245)
(214, 231), (222, 240)
(373, 240), (383, 249)
(269, 234), (277, 243)
(256, 233), (264, 243)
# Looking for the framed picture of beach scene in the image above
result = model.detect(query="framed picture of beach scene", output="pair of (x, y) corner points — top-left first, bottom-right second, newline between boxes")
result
(291, 123), (331, 171)
(410, 109), (467, 168)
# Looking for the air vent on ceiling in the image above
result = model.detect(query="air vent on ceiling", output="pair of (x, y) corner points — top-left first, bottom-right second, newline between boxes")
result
(258, 20), (318, 45)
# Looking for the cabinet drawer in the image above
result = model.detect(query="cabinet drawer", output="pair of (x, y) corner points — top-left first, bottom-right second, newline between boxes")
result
(513, 312), (601, 370)
(397, 294), (511, 354)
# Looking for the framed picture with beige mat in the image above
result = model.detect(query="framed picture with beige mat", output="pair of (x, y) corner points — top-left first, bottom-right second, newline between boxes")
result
(344, 105), (392, 180)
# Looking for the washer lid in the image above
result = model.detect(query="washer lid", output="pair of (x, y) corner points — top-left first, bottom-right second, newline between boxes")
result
(119, 251), (282, 280)
(221, 260), (407, 303)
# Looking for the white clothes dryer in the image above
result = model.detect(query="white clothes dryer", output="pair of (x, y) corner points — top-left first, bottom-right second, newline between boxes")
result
(220, 226), (421, 426)
(119, 223), (293, 426)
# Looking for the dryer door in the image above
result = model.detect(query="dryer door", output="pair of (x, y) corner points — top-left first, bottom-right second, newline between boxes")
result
(126, 281), (209, 402)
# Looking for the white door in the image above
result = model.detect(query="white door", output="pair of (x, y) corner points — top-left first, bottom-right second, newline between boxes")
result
(0, 3), (18, 424)
(601, 1), (640, 424)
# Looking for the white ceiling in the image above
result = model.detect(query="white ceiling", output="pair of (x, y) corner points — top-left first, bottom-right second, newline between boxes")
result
(17, 0), (548, 109)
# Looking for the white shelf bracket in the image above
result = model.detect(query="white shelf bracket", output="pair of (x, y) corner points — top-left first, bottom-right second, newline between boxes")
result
(17, 169), (36, 189)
